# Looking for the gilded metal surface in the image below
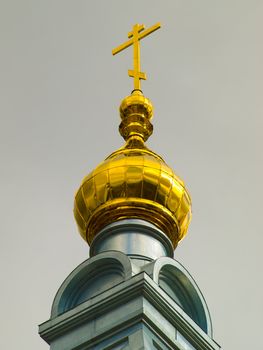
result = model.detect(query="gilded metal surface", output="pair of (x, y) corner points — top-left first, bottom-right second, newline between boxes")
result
(74, 140), (191, 248)
(74, 23), (192, 250)
(112, 22), (161, 90)
(119, 90), (153, 141)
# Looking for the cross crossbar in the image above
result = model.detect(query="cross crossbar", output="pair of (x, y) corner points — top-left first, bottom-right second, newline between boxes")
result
(112, 22), (161, 90)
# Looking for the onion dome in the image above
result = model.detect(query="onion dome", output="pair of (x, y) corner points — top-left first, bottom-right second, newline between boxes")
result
(74, 90), (192, 249)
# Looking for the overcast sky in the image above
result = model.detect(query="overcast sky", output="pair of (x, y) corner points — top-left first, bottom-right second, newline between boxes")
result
(0, 1), (262, 349)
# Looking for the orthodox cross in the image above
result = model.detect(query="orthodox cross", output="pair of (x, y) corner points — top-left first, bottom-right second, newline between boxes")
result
(112, 23), (161, 91)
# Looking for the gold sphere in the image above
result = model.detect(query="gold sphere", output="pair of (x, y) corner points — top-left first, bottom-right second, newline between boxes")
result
(74, 137), (191, 249)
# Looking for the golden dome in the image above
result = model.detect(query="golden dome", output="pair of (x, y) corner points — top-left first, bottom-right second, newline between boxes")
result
(74, 91), (192, 249)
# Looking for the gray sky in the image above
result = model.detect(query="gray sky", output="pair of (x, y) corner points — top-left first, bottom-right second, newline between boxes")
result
(0, 1), (262, 349)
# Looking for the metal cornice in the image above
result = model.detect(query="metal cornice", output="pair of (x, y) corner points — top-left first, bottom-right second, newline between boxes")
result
(39, 272), (220, 350)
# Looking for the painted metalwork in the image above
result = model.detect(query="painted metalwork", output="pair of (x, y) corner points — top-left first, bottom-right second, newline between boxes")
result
(90, 219), (174, 260)
(112, 22), (161, 91)
(40, 253), (218, 349)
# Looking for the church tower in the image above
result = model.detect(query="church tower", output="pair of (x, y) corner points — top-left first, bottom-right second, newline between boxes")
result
(39, 23), (221, 350)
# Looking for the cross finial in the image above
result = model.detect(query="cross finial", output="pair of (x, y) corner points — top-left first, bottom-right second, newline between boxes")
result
(112, 22), (161, 91)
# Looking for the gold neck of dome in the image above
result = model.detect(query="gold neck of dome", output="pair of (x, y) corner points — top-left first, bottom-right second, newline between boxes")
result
(119, 90), (153, 143)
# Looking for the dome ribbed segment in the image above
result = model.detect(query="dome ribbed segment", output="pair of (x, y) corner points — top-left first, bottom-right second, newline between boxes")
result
(74, 134), (191, 249)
